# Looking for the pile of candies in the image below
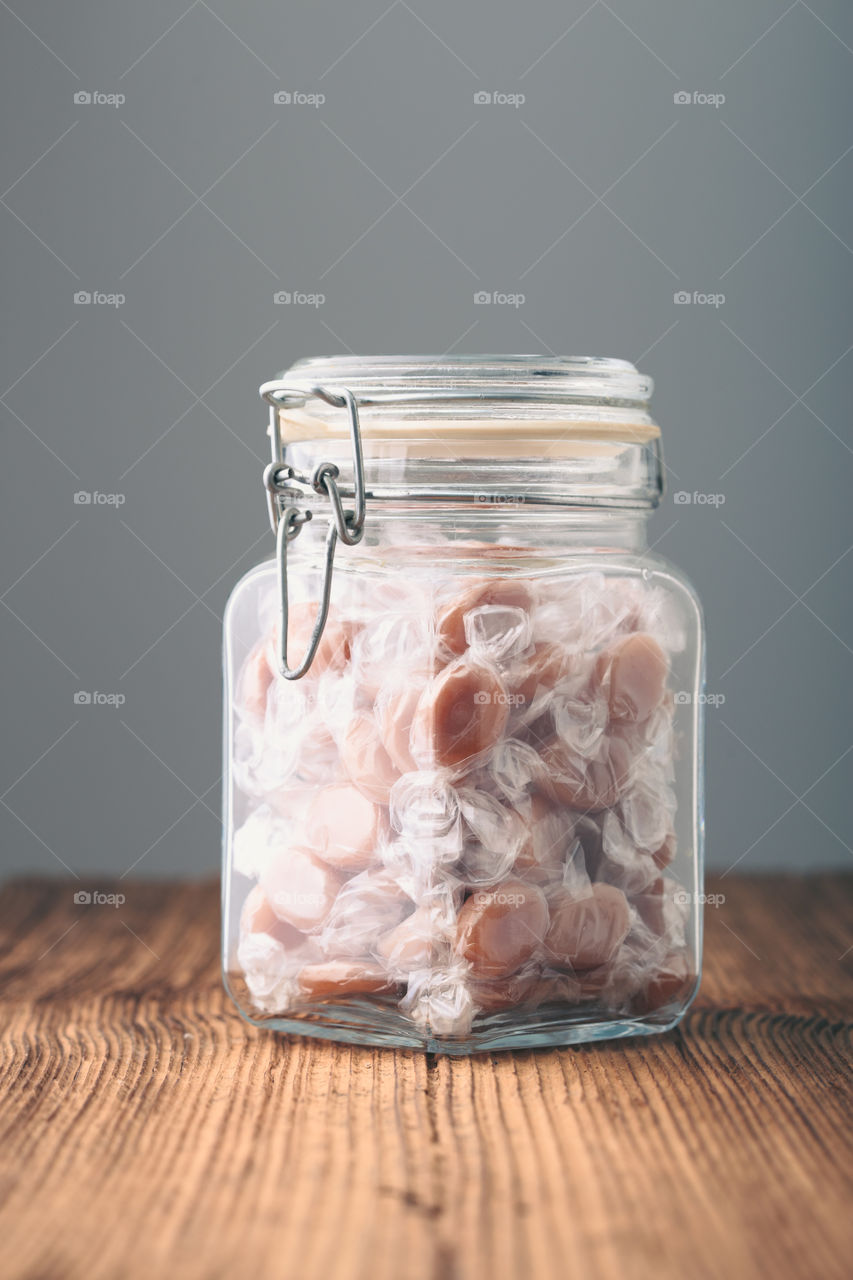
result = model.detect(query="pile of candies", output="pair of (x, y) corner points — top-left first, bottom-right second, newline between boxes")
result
(230, 560), (695, 1038)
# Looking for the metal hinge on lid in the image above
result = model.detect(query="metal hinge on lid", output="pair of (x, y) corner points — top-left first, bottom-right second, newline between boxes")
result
(259, 380), (366, 680)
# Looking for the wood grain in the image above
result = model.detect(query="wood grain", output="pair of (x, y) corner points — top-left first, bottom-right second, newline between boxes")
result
(0, 875), (850, 1280)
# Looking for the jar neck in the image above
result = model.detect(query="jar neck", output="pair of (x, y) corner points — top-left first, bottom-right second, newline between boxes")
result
(298, 503), (652, 561)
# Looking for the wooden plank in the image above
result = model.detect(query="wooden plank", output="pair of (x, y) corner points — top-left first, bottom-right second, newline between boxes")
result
(0, 875), (850, 1280)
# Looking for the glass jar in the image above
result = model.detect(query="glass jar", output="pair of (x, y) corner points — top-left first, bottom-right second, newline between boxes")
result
(222, 356), (705, 1053)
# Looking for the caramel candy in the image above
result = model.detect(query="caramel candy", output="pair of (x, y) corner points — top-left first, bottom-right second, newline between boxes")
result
(574, 964), (612, 999)
(539, 735), (632, 812)
(240, 884), (305, 950)
(321, 869), (412, 960)
(508, 642), (572, 705)
(262, 846), (343, 932)
(471, 970), (581, 1013)
(456, 879), (549, 979)
(544, 883), (631, 970)
(238, 641), (273, 720)
(633, 876), (667, 935)
(298, 960), (395, 1001)
(377, 676), (431, 775)
(377, 906), (439, 972)
(632, 876), (689, 951)
(513, 793), (575, 881)
(652, 832), (676, 869)
(306, 785), (385, 871)
(632, 953), (696, 1014)
(414, 660), (510, 768)
(437, 579), (534, 656)
(601, 633), (668, 723)
(570, 815), (605, 880)
(340, 712), (400, 804)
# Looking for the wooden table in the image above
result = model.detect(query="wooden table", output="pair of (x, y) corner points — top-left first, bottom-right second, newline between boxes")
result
(1, 875), (850, 1280)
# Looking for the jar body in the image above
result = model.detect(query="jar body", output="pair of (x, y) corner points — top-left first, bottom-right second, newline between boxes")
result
(222, 509), (704, 1053)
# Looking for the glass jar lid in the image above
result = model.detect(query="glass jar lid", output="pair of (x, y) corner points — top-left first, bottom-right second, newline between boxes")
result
(261, 354), (664, 512)
(269, 354), (659, 441)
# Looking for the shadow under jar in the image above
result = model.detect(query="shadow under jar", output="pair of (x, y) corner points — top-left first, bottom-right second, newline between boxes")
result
(222, 356), (705, 1053)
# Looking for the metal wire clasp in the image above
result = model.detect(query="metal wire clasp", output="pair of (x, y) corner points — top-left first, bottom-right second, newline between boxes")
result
(259, 380), (366, 679)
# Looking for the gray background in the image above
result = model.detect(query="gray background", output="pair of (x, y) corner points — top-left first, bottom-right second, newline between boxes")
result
(1, 0), (851, 882)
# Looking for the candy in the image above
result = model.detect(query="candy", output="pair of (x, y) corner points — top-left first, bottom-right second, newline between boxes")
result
(389, 771), (461, 842)
(262, 846), (343, 932)
(598, 810), (659, 895)
(378, 905), (448, 973)
(463, 603), (532, 664)
(457, 788), (525, 886)
(376, 677), (428, 775)
(298, 960), (395, 1001)
(232, 566), (693, 1034)
(543, 883), (631, 970)
(237, 640), (274, 720)
(340, 712), (400, 804)
(600, 633), (668, 724)
(652, 832), (677, 869)
(632, 953), (696, 1014)
(240, 884), (306, 950)
(488, 738), (544, 801)
(437, 578), (535, 656)
(632, 876), (689, 947)
(413, 660), (510, 768)
(507, 642), (572, 705)
(471, 970), (582, 1013)
(232, 806), (280, 881)
(399, 964), (475, 1037)
(237, 933), (302, 1012)
(320, 869), (412, 959)
(538, 738), (625, 811)
(350, 609), (433, 696)
(456, 880), (549, 979)
(306, 785), (386, 871)
(513, 793), (574, 882)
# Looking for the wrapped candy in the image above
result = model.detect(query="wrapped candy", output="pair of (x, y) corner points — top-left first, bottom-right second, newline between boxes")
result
(228, 564), (695, 1042)
(319, 868), (412, 959)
